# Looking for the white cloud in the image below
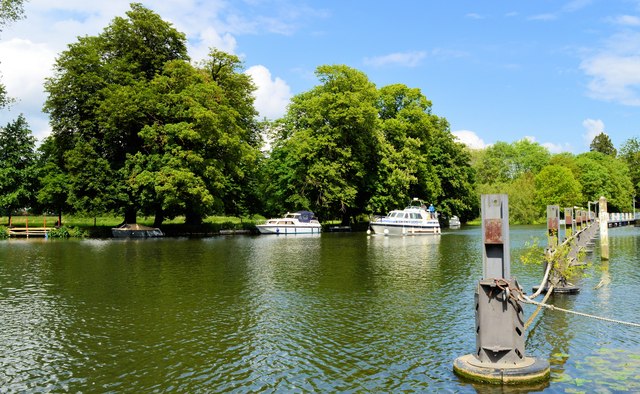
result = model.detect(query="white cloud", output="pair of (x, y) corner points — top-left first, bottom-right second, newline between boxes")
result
(452, 130), (487, 149)
(529, 13), (558, 21)
(610, 15), (640, 26)
(364, 51), (427, 68)
(465, 13), (484, 20)
(189, 27), (238, 62)
(542, 142), (572, 153)
(245, 65), (291, 120)
(0, 38), (57, 142)
(581, 54), (640, 106)
(582, 118), (605, 146)
(581, 32), (640, 106)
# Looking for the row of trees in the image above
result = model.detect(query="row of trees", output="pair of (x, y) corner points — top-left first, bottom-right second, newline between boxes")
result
(0, 4), (476, 226)
(473, 135), (639, 224)
(0, 3), (637, 227)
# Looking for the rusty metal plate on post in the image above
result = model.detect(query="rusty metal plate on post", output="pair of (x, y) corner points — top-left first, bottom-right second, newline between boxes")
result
(548, 218), (558, 230)
(484, 219), (503, 244)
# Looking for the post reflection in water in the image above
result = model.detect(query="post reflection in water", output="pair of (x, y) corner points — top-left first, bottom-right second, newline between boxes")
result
(0, 226), (639, 392)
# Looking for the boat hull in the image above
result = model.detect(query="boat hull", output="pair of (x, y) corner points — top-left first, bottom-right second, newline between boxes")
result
(112, 228), (163, 238)
(369, 222), (440, 235)
(256, 225), (321, 235)
(111, 224), (163, 238)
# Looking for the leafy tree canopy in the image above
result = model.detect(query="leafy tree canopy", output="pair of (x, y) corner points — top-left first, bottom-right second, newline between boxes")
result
(590, 132), (617, 157)
(42, 4), (261, 225)
(534, 165), (583, 214)
(0, 114), (37, 216)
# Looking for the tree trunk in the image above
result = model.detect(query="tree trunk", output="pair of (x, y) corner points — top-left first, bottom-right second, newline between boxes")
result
(124, 207), (137, 224)
(185, 211), (203, 226)
(57, 210), (63, 227)
(153, 207), (164, 227)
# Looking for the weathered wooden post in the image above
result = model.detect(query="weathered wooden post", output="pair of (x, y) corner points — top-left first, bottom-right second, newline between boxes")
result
(577, 209), (583, 232)
(547, 205), (560, 246)
(599, 196), (609, 260)
(454, 194), (550, 384)
(564, 207), (573, 238)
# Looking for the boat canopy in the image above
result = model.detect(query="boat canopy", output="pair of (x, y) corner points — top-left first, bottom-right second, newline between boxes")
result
(293, 211), (316, 223)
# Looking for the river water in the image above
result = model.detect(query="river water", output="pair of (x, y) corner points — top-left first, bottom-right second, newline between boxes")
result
(1, 225), (639, 392)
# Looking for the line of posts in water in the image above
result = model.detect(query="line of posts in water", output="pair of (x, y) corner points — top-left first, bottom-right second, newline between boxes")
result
(453, 195), (631, 385)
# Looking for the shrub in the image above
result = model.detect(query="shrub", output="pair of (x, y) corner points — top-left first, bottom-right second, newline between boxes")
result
(48, 226), (88, 238)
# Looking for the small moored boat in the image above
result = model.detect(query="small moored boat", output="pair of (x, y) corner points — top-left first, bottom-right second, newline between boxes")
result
(112, 223), (163, 238)
(256, 211), (322, 235)
(369, 198), (441, 235)
(449, 215), (461, 228)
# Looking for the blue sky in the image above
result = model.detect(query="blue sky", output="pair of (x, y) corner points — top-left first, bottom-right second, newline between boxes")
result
(1, 0), (639, 153)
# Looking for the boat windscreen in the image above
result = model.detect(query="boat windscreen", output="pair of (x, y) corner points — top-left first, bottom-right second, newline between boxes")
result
(297, 211), (315, 223)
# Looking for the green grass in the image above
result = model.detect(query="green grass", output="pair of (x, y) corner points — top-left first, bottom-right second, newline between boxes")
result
(2, 214), (268, 238)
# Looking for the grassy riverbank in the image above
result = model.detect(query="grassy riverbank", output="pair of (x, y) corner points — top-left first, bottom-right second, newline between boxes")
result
(2, 214), (268, 238)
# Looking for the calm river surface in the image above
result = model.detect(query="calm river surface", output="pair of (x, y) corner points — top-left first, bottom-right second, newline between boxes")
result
(1, 225), (639, 392)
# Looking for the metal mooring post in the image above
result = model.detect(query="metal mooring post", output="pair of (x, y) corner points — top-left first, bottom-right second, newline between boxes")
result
(453, 194), (550, 384)
(599, 196), (609, 260)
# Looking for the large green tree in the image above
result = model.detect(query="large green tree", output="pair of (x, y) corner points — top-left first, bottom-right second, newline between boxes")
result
(574, 151), (633, 211)
(264, 65), (380, 223)
(475, 139), (550, 185)
(43, 4), (189, 223)
(534, 165), (583, 213)
(121, 53), (261, 225)
(369, 84), (441, 214)
(373, 84), (477, 221)
(0, 114), (36, 221)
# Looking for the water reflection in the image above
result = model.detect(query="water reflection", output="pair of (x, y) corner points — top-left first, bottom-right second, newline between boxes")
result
(0, 226), (639, 392)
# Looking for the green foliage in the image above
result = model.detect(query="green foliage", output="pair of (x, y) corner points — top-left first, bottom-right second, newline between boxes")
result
(263, 65), (380, 223)
(575, 151), (633, 211)
(619, 137), (640, 200)
(64, 140), (119, 217)
(534, 165), (583, 215)
(475, 139), (550, 185)
(590, 132), (617, 156)
(48, 226), (88, 238)
(263, 70), (477, 224)
(43, 4), (260, 226)
(518, 236), (587, 286)
(0, 115), (37, 216)
(0, 225), (8, 239)
(0, 0), (26, 30)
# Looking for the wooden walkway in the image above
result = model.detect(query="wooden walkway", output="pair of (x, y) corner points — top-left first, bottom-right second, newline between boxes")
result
(9, 227), (54, 237)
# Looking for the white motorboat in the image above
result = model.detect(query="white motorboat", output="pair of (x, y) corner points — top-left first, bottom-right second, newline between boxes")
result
(449, 215), (461, 228)
(256, 211), (322, 234)
(369, 198), (441, 235)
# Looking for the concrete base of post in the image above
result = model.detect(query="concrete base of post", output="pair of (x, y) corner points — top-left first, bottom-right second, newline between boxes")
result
(532, 285), (580, 294)
(453, 354), (550, 384)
